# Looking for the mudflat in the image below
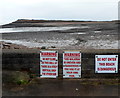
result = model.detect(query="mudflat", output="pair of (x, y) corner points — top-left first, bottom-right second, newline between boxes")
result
(1, 20), (119, 49)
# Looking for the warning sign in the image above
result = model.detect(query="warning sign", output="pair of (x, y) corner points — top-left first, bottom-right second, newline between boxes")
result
(95, 55), (118, 73)
(63, 51), (81, 78)
(40, 50), (58, 78)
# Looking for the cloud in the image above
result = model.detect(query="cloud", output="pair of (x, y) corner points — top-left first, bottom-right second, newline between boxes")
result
(0, 0), (119, 25)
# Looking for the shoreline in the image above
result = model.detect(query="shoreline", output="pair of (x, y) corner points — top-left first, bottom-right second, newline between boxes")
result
(0, 41), (29, 49)
(1, 41), (120, 52)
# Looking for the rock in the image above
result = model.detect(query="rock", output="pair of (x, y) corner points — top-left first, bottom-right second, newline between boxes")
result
(41, 46), (46, 49)
(76, 88), (78, 91)
(51, 46), (56, 48)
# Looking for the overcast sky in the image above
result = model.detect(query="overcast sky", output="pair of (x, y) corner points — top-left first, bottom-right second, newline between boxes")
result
(0, 0), (119, 25)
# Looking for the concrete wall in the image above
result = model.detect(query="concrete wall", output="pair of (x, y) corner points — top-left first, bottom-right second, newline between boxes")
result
(2, 49), (120, 78)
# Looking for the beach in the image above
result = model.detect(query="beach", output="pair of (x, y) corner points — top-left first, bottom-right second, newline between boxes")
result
(1, 20), (119, 50)
(1, 20), (120, 96)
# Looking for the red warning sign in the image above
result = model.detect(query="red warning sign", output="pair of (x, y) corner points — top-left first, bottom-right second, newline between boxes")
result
(63, 51), (81, 78)
(40, 50), (58, 78)
(95, 55), (118, 73)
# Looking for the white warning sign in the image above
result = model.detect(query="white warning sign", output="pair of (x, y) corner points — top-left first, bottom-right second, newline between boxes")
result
(40, 50), (58, 78)
(95, 55), (118, 73)
(63, 51), (81, 78)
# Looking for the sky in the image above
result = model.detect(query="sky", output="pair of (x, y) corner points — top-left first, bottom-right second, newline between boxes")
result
(0, 0), (119, 25)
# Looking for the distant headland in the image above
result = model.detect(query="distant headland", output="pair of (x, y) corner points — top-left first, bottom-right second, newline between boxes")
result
(1, 19), (119, 28)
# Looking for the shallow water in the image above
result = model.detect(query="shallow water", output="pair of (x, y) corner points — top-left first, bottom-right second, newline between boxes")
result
(70, 32), (86, 35)
(0, 26), (89, 33)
